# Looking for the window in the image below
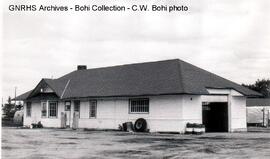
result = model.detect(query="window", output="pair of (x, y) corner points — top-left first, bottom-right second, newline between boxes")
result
(129, 98), (149, 113)
(65, 101), (71, 111)
(74, 100), (80, 118)
(49, 102), (58, 118)
(89, 100), (97, 118)
(41, 102), (47, 117)
(26, 102), (32, 117)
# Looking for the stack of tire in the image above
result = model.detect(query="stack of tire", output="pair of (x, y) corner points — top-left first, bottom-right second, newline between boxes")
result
(123, 118), (147, 132)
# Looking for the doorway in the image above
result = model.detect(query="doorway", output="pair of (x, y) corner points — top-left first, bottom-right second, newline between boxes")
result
(65, 101), (71, 127)
(202, 102), (228, 132)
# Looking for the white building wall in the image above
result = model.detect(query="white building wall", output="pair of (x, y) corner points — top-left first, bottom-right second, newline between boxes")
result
(79, 95), (191, 132)
(181, 95), (202, 131)
(24, 101), (41, 126)
(24, 101), (62, 128)
(24, 95), (203, 132)
(201, 95), (228, 102)
(230, 96), (247, 132)
(148, 95), (183, 132)
(23, 92), (247, 132)
(79, 99), (118, 129)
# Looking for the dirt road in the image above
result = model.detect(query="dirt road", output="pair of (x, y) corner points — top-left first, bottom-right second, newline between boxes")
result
(2, 127), (270, 159)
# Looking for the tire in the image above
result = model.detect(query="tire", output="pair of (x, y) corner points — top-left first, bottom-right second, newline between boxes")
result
(134, 118), (147, 132)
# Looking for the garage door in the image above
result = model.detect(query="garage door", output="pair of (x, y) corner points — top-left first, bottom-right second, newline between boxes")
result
(202, 102), (228, 132)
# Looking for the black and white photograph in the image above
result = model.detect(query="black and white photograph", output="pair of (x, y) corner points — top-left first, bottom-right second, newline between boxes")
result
(1, 0), (270, 158)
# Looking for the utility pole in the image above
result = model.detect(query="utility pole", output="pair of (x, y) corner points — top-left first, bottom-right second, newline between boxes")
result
(14, 86), (17, 107)
(262, 107), (265, 127)
(266, 109), (270, 127)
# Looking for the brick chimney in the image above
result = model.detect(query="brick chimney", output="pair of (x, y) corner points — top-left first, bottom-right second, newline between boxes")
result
(77, 65), (87, 70)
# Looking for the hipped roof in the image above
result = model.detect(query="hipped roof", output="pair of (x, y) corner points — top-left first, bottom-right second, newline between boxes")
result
(14, 59), (261, 100)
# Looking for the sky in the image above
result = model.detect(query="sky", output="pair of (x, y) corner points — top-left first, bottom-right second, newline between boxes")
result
(1, 0), (270, 103)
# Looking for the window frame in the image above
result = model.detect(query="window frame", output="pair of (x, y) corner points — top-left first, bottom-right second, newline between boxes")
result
(65, 101), (71, 111)
(41, 101), (47, 118)
(129, 98), (150, 114)
(48, 101), (58, 118)
(26, 102), (32, 117)
(89, 100), (97, 118)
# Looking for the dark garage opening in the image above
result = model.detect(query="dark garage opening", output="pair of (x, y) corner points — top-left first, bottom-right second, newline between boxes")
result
(202, 102), (228, 132)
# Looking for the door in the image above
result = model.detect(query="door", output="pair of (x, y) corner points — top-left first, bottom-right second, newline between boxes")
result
(202, 102), (228, 132)
(64, 101), (71, 127)
(72, 100), (80, 129)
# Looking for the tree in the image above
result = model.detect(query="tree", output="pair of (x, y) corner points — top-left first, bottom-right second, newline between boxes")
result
(242, 79), (270, 97)
(2, 96), (16, 119)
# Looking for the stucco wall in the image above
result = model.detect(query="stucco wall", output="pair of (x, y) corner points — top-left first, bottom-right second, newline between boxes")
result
(23, 94), (247, 132)
(24, 101), (63, 128)
(181, 95), (202, 131)
(24, 95), (203, 132)
(77, 95), (202, 132)
(230, 96), (247, 132)
(79, 95), (190, 132)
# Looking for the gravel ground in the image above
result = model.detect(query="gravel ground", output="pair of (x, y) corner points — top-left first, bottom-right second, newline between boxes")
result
(2, 127), (270, 159)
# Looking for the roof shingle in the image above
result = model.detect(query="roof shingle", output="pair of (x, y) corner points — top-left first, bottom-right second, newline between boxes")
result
(15, 59), (261, 100)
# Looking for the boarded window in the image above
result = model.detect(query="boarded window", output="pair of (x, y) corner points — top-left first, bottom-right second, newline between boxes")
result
(129, 98), (149, 113)
(26, 102), (31, 117)
(41, 102), (47, 117)
(74, 100), (80, 118)
(49, 102), (58, 117)
(89, 100), (97, 118)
